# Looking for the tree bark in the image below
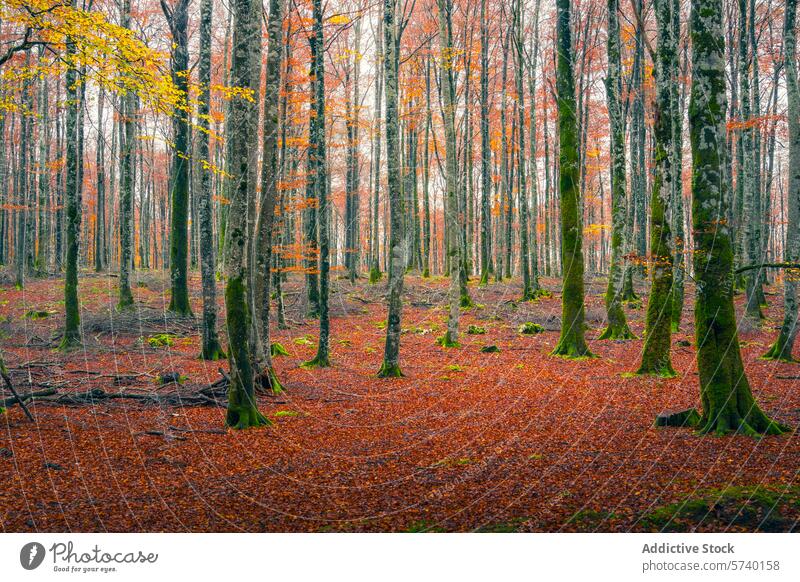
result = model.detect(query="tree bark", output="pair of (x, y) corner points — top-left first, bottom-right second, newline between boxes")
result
(763, 0), (799, 361)
(688, 0), (786, 435)
(599, 0), (634, 341)
(197, 0), (224, 361)
(551, 0), (591, 358)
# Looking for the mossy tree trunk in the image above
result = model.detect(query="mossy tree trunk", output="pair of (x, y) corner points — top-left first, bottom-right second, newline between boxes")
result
(599, 0), (634, 341)
(737, 0), (763, 321)
(369, 19), (384, 284)
(197, 0), (224, 361)
(437, 0), (461, 348)
(344, 19), (362, 283)
(252, 0), (285, 387)
(764, 0), (800, 361)
(670, 0), (686, 332)
(60, 3), (82, 350)
(422, 54), (433, 279)
(551, 0), (591, 359)
(637, 0), (676, 377)
(93, 86), (105, 273)
(117, 0), (135, 310)
(479, 0), (492, 286)
(526, 0), (542, 294)
(305, 0), (331, 368)
(631, 0), (647, 279)
(378, 0), (405, 377)
(498, 32), (509, 283)
(223, 0), (269, 429)
(688, 0), (787, 436)
(514, 0), (533, 302)
(161, 0), (192, 316)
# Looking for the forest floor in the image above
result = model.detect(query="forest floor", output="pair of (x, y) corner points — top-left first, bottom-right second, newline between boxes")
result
(0, 267), (798, 532)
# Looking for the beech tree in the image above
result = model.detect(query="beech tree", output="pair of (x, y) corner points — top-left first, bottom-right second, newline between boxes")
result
(161, 0), (192, 316)
(197, 0), (224, 360)
(437, 0), (461, 348)
(637, 0), (676, 377)
(599, 0), (634, 341)
(378, 0), (405, 377)
(59, 0), (82, 349)
(551, 0), (591, 359)
(222, 0), (268, 429)
(688, 0), (787, 436)
(764, 0), (799, 361)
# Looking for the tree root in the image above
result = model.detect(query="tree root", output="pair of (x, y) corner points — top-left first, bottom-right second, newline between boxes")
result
(598, 325), (636, 341)
(550, 339), (594, 359)
(301, 355), (331, 369)
(761, 342), (798, 363)
(635, 365), (678, 379)
(377, 362), (404, 378)
(436, 334), (460, 348)
(226, 405), (271, 430)
(696, 410), (791, 437)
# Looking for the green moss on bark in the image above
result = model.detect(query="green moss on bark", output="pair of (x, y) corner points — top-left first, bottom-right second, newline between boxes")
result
(689, 0), (789, 437)
(377, 362), (404, 378)
(225, 276), (270, 429)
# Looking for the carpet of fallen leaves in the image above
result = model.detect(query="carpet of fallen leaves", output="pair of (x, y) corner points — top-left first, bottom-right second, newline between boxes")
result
(0, 268), (798, 532)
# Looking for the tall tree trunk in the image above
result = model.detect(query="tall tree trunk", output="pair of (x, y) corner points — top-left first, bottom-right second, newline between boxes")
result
(478, 0), (492, 285)
(551, 0), (591, 358)
(763, 0), (799, 361)
(94, 86), (105, 273)
(637, 0), (676, 377)
(688, 0), (786, 436)
(161, 0), (192, 315)
(59, 0), (82, 349)
(422, 53), (433, 278)
(369, 11), (384, 284)
(197, 0), (225, 361)
(252, 0), (285, 387)
(305, 0), (331, 368)
(223, 0), (269, 429)
(36, 63), (50, 276)
(671, 8), (687, 331)
(117, 0), (135, 309)
(527, 0), (542, 293)
(378, 0), (406, 376)
(498, 30), (509, 282)
(514, 0), (533, 301)
(345, 18), (362, 283)
(437, 0), (461, 347)
(599, 0), (634, 340)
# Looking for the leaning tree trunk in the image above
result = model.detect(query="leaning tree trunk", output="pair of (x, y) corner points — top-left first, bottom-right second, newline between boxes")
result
(688, 0), (787, 436)
(599, 0), (634, 341)
(551, 0), (591, 358)
(223, 0), (269, 429)
(59, 2), (82, 350)
(378, 0), (406, 377)
(763, 0), (800, 361)
(637, 0), (676, 377)
(197, 0), (225, 361)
